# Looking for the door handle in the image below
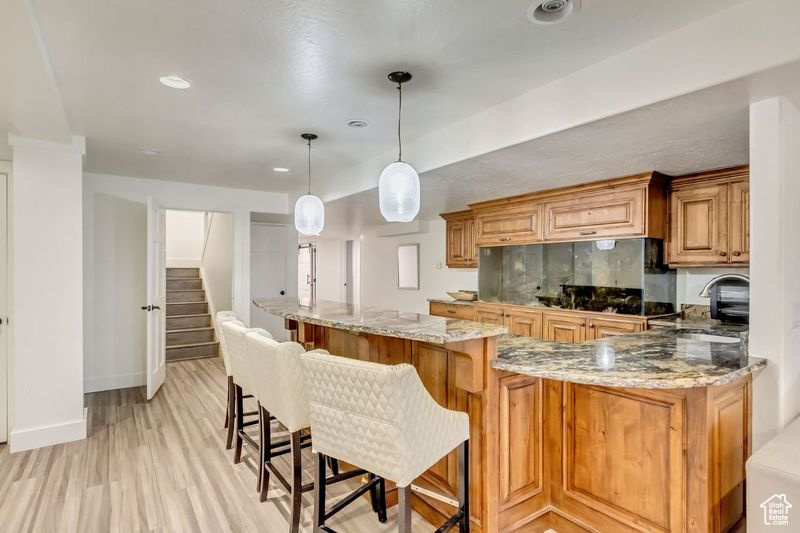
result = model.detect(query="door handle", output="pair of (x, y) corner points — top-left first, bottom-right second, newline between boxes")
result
(152, 306), (161, 310)
(141, 305), (151, 311)
(579, 230), (597, 236)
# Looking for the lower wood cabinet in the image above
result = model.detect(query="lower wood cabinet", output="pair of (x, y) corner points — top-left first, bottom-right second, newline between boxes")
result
(505, 308), (543, 338)
(542, 311), (587, 343)
(586, 316), (644, 339)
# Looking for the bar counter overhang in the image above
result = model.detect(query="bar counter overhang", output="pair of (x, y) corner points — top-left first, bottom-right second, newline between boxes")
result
(253, 297), (766, 532)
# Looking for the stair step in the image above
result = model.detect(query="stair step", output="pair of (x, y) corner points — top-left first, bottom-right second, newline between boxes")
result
(167, 278), (203, 290)
(166, 267), (200, 279)
(166, 341), (219, 361)
(166, 302), (208, 316)
(167, 314), (212, 330)
(166, 327), (216, 345)
(166, 289), (206, 303)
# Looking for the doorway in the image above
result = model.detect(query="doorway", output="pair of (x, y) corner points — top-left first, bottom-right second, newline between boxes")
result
(0, 168), (8, 443)
(250, 223), (288, 338)
(298, 243), (316, 307)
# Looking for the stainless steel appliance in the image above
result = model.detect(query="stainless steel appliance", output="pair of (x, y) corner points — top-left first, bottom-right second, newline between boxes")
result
(698, 273), (750, 323)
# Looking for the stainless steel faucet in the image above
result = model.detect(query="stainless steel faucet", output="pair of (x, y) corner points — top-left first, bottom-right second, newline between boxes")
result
(698, 273), (750, 298)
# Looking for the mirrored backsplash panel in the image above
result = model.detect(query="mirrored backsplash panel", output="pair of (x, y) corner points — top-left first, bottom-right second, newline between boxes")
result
(478, 239), (676, 315)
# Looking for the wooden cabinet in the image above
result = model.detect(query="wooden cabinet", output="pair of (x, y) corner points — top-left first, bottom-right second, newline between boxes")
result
(475, 302), (506, 326)
(543, 186), (647, 241)
(505, 308), (543, 338)
(441, 210), (477, 268)
(587, 316), (644, 339)
(668, 166), (749, 267)
(728, 179), (750, 264)
(429, 301), (477, 321)
(475, 204), (543, 246)
(468, 172), (669, 247)
(542, 311), (587, 343)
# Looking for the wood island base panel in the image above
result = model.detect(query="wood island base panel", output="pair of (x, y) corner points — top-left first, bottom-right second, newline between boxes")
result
(253, 298), (763, 532)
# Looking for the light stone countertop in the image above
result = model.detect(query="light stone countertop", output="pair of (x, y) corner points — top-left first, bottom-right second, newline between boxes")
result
(253, 297), (507, 344)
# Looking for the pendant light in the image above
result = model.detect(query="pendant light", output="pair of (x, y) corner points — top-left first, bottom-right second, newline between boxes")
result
(294, 133), (325, 236)
(379, 71), (420, 222)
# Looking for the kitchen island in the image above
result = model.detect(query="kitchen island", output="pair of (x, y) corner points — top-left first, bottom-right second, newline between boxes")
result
(253, 298), (765, 532)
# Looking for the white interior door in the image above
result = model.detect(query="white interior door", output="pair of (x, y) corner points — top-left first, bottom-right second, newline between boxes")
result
(0, 172), (7, 443)
(146, 197), (167, 399)
(250, 224), (288, 338)
(298, 244), (315, 307)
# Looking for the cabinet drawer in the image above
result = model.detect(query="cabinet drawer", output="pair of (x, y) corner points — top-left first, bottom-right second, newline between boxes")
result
(430, 302), (477, 321)
(544, 187), (645, 241)
(476, 204), (542, 246)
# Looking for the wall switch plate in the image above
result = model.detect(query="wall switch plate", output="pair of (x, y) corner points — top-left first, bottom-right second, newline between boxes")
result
(435, 261), (442, 270)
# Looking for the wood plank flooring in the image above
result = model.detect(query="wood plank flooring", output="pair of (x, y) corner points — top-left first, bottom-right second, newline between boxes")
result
(0, 357), (429, 532)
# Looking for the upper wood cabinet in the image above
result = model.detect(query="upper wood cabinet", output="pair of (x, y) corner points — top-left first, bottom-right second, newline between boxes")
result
(441, 210), (477, 268)
(668, 166), (749, 267)
(468, 172), (669, 246)
(475, 204), (543, 246)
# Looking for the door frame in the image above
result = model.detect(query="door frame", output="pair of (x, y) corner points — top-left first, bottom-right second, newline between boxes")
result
(0, 162), (10, 443)
(298, 242), (317, 306)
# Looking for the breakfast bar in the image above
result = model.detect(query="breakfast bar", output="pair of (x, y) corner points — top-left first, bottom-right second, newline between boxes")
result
(253, 297), (766, 532)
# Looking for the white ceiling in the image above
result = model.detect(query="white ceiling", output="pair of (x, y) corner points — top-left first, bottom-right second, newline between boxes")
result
(322, 60), (800, 231)
(30, 0), (746, 192)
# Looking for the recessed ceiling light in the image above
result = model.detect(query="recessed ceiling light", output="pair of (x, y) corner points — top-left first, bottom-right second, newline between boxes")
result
(527, 0), (579, 25)
(273, 167), (290, 173)
(159, 75), (191, 89)
(346, 119), (369, 128)
(141, 149), (161, 155)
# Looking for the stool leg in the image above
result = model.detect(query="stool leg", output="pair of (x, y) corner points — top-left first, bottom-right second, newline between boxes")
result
(368, 472), (379, 513)
(326, 456), (339, 476)
(259, 407), (272, 502)
(458, 440), (470, 533)
(313, 452), (326, 532)
(377, 477), (388, 523)
(233, 384), (244, 463)
(290, 431), (302, 533)
(397, 485), (412, 533)
(225, 377), (235, 449)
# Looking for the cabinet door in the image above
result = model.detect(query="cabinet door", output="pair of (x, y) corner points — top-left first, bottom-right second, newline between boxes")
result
(505, 309), (543, 339)
(543, 187), (645, 241)
(542, 312), (586, 343)
(476, 305), (505, 326)
(587, 317), (643, 340)
(728, 181), (749, 264)
(669, 184), (728, 265)
(476, 204), (542, 246)
(446, 220), (472, 268)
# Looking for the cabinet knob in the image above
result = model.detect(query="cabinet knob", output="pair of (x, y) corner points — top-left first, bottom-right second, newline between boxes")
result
(732, 251), (741, 257)
(718, 251), (727, 257)
(588, 322), (594, 328)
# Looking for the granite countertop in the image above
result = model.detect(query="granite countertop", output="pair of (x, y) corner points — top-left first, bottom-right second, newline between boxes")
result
(253, 297), (507, 344)
(427, 298), (477, 307)
(491, 326), (765, 389)
(648, 316), (749, 335)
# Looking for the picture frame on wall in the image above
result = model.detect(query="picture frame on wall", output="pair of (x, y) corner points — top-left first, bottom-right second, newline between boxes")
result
(397, 243), (419, 290)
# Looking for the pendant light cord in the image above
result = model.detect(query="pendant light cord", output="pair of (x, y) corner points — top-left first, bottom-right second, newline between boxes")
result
(397, 81), (402, 162)
(307, 137), (312, 195)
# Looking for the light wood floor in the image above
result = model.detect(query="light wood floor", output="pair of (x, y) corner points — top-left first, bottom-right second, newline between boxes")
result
(0, 357), (429, 532)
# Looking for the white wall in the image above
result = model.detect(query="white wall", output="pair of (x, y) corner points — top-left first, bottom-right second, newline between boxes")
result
(9, 136), (86, 452)
(83, 172), (287, 393)
(359, 219), (478, 314)
(202, 212), (233, 314)
(165, 210), (205, 267)
(749, 96), (800, 449)
(676, 267), (749, 307)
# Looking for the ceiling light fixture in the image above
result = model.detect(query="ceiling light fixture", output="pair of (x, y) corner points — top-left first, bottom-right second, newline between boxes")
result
(346, 119), (369, 128)
(273, 167), (290, 172)
(159, 75), (192, 89)
(378, 71), (420, 223)
(294, 133), (325, 236)
(527, 0), (579, 24)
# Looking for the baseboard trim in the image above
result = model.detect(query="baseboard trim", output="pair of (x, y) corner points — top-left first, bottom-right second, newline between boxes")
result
(10, 407), (87, 452)
(84, 371), (146, 393)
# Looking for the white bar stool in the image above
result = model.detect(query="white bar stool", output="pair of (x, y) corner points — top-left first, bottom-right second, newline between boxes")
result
(301, 351), (470, 533)
(245, 332), (387, 532)
(215, 311), (245, 450)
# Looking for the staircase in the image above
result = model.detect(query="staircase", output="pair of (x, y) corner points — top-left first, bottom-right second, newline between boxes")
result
(165, 267), (219, 362)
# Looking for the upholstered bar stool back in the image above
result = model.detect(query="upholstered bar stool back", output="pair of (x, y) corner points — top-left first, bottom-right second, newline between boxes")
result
(301, 351), (470, 532)
(215, 310), (239, 377)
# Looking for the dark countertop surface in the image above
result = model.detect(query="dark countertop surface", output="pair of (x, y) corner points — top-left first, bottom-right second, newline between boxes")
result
(253, 297), (507, 344)
(491, 320), (764, 389)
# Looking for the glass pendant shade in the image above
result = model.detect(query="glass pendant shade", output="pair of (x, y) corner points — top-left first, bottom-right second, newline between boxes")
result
(294, 194), (325, 236)
(379, 160), (420, 222)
